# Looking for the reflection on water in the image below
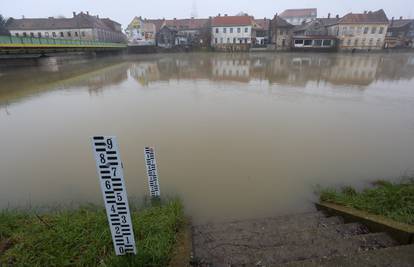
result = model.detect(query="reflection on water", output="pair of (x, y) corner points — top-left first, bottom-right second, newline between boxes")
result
(1, 53), (414, 223)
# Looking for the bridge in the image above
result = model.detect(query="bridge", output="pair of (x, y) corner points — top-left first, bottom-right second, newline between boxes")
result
(0, 35), (127, 55)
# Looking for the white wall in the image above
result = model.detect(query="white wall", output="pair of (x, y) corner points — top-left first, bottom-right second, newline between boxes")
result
(334, 24), (388, 50)
(211, 26), (252, 46)
(10, 29), (95, 40)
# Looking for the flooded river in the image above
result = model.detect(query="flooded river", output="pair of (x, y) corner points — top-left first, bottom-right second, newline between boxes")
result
(1, 52), (414, 223)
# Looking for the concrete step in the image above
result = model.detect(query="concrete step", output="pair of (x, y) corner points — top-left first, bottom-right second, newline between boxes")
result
(193, 232), (397, 267)
(281, 244), (414, 267)
(193, 212), (342, 238)
(193, 222), (369, 250)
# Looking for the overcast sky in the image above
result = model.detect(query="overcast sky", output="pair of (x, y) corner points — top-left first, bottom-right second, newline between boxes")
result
(2, 0), (414, 29)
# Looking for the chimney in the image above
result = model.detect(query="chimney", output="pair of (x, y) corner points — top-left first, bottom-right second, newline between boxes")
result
(97, 15), (99, 18)
(48, 16), (54, 19)
(328, 13), (331, 19)
(224, 14), (228, 16)
(400, 16), (403, 20)
(73, 11), (76, 17)
(218, 13), (221, 17)
(86, 11), (89, 15)
(264, 17), (267, 21)
(364, 11), (367, 14)
(174, 17), (176, 20)
(336, 14), (339, 19)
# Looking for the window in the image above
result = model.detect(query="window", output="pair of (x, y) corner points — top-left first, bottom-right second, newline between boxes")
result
(15, 33), (19, 37)
(30, 32), (34, 37)
(304, 39), (312, 46)
(81, 31), (86, 37)
(357, 27), (362, 34)
(282, 39), (286, 47)
(364, 27), (369, 34)
(371, 27), (376, 34)
(38, 32), (42, 37)
(215, 28), (218, 34)
(354, 38), (359, 46)
(244, 27), (248, 33)
(342, 26), (347, 35)
(369, 38), (373, 45)
(214, 38), (217, 44)
(294, 39), (304, 44)
(75, 32), (79, 37)
(379, 27), (384, 34)
(362, 38), (366, 46)
(23, 32), (27, 37)
(322, 40), (332, 46)
(314, 40), (322, 46)
(67, 32), (71, 37)
(233, 38), (236, 43)
(223, 28), (226, 33)
(227, 38), (230, 43)
(220, 37), (223, 43)
(237, 28), (241, 33)
(230, 28), (233, 33)
(347, 39), (351, 46)
(60, 32), (64, 37)
(52, 32), (56, 37)
(376, 38), (381, 46)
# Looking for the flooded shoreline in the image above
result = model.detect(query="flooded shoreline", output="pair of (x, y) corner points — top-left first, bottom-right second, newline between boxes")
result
(1, 52), (414, 223)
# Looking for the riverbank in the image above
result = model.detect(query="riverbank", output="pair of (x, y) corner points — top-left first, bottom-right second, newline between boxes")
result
(0, 199), (184, 266)
(318, 178), (414, 225)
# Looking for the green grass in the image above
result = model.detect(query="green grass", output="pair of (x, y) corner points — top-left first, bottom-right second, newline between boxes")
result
(0, 198), (184, 267)
(318, 179), (414, 225)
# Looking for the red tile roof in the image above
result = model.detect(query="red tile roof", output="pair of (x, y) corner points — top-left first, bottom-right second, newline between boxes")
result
(338, 9), (388, 24)
(280, 8), (317, 18)
(211, 16), (254, 27)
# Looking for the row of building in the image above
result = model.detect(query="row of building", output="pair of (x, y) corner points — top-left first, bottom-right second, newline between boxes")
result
(2, 8), (414, 51)
(3, 12), (125, 43)
(126, 9), (414, 51)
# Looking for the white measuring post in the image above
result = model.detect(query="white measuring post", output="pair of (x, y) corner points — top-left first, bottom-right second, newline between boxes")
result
(91, 136), (136, 256)
(144, 147), (161, 198)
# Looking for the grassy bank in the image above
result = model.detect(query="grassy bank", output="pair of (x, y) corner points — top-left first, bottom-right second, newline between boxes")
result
(0, 199), (184, 267)
(318, 179), (414, 225)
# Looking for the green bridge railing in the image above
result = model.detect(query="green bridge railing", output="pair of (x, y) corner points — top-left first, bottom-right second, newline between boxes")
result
(0, 35), (127, 48)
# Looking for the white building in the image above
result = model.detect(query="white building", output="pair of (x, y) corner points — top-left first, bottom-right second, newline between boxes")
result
(211, 15), (254, 50)
(279, 8), (317, 26)
(125, 17), (156, 46)
(327, 10), (389, 51)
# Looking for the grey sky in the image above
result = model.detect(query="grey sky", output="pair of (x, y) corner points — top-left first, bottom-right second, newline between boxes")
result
(2, 0), (414, 29)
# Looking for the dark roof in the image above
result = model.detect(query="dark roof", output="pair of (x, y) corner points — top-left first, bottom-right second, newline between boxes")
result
(272, 15), (294, 28)
(317, 18), (340, 26)
(280, 8), (317, 18)
(254, 19), (270, 30)
(338, 9), (388, 24)
(211, 16), (253, 27)
(165, 18), (209, 30)
(5, 13), (120, 31)
(389, 19), (414, 28)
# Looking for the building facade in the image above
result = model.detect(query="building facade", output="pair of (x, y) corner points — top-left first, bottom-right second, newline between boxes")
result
(279, 8), (317, 26)
(328, 9), (389, 51)
(156, 26), (177, 48)
(6, 12), (125, 43)
(253, 18), (270, 46)
(270, 15), (294, 50)
(211, 15), (254, 51)
(385, 18), (414, 48)
(125, 17), (156, 46)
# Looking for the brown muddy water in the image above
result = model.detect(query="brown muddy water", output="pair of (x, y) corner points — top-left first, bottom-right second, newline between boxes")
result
(0, 53), (414, 223)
